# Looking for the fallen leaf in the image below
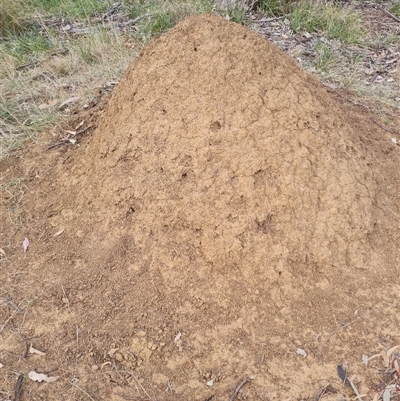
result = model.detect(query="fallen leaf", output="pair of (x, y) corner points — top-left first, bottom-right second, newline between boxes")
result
(0, 362), (4, 368)
(53, 229), (65, 237)
(0, 248), (5, 256)
(28, 371), (58, 383)
(29, 344), (46, 356)
(23, 238), (29, 252)
(59, 96), (81, 110)
(383, 389), (391, 401)
(337, 365), (351, 388)
(391, 138), (397, 144)
(74, 121), (84, 130)
(174, 332), (183, 352)
(296, 348), (307, 358)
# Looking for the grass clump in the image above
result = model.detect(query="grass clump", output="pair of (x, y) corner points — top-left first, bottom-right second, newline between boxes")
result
(290, 2), (366, 44)
(126, 0), (214, 38)
(314, 39), (336, 72)
(389, 0), (400, 17)
(257, 0), (296, 15)
(1, 0), (108, 33)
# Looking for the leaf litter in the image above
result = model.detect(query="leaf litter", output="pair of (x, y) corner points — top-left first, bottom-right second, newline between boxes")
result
(28, 371), (59, 383)
(22, 238), (29, 252)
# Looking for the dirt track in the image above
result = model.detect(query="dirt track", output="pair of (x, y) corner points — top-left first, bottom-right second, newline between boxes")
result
(1, 14), (400, 401)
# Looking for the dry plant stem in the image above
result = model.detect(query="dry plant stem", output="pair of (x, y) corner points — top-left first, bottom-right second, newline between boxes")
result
(229, 377), (250, 401)
(130, 373), (153, 400)
(71, 382), (95, 401)
(131, 13), (153, 24)
(0, 301), (25, 332)
(383, 9), (400, 23)
(311, 385), (336, 401)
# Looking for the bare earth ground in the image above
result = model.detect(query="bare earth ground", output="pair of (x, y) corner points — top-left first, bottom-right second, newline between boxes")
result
(1, 13), (400, 401)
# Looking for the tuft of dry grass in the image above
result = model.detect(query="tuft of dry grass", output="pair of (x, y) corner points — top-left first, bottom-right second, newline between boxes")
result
(0, 0), (219, 159)
(0, 22), (136, 159)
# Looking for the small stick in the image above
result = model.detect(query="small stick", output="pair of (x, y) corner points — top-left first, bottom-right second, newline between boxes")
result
(131, 13), (152, 24)
(75, 125), (93, 135)
(229, 377), (250, 401)
(384, 9), (400, 23)
(47, 125), (93, 149)
(47, 139), (69, 149)
(14, 374), (24, 401)
(370, 118), (399, 137)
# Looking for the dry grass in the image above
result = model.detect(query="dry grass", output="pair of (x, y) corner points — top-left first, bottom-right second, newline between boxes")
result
(0, 0), (214, 159)
(0, 21), (136, 159)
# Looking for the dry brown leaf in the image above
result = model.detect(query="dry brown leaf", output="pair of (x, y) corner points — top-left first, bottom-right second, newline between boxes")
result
(29, 344), (46, 356)
(59, 96), (81, 109)
(28, 371), (58, 383)
(74, 121), (84, 130)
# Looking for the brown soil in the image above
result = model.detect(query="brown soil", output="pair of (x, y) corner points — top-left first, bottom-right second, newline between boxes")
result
(1, 13), (400, 401)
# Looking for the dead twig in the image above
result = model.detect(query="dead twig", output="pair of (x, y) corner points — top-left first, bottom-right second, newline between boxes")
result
(229, 377), (250, 401)
(47, 125), (94, 149)
(370, 118), (399, 137)
(47, 139), (70, 149)
(311, 384), (337, 401)
(131, 13), (153, 25)
(4, 296), (22, 312)
(102, 2), (122, 20)
(383, 9), (400, 24)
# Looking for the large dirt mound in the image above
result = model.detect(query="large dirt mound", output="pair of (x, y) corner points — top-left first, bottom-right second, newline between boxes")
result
(1, 13), (400, 401)
(86, 13), (377, 274)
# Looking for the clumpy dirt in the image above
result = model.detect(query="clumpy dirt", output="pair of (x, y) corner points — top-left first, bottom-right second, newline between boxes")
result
(1, 13), (400, 401)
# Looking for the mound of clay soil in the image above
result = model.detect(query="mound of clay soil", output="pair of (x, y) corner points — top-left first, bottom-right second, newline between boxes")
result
(1, 13), (400, 401)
